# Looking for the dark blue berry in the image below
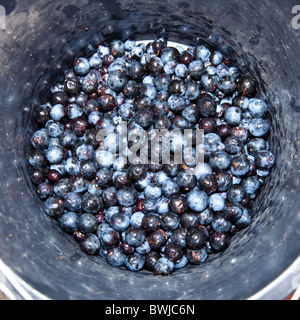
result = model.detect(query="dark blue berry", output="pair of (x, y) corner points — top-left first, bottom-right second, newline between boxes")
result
(185, 82), (200, 101)
(217, 124), (232, 140)
(65, 103), (83, 120)
(176, 170), (197, 192)
(102, 186), (118, 207)
(168, 194), (188, 215)
(227, 184), (245, 204)
(145, 251), (161, 271)
(164, 242), (184, 262)
(65, 192), (82, 211)
(80, 233), (100, 254)
(147, 57), (164, 76)
(124, 253), (145, 272)
(161, 212), (180, 231)
(160, 47), (180, 63)
(127, 61), (144, 80)
(224, 204), (243, 222)
(181, 103), (200, 123)
(168, 79), (186, 95)
(209, 194), (226, 212)
(44, 196), (65, 218)
(197, 95), (216, 117)
(95, 168), (113, 187)
(153, 115), (171, 129)
(180, 51), (194, 65)
(117, 187), (138, 207)
(186, 227), (207, 249)
(110, 213), (130, 232)
(186, 248), (208, 264)
(112, 171), (132, 189)
(125, 227), (146, 247)
(35, 104), (51, 126)
(217, 75), (236, 94)
(82, 193), (103, 214)
(54, 178), (70, 198)
(31, 129), (50, 149)
(123, 80), (139, 99)
(135, 108), (154, 129)
(255, 150), (275, 170)
(154, 257), (174, 275)
(59, 130), (77, 148)
(230, 126), (248, 143)
(171, 228), (187, 247)
(209, 231), (230, 252)
(100, 228), (120, 249)
(247, 138), (268, 155)
(82, 73), (98, 94)
(235, 207), (251, 229)
(249, 118), (270, 137)
(106, 248), (126, 267)
(141, 213), (161, 232)
(215, 171), (232, 191)
(36, 182), (54, 200)
(248, 98), (268, 118)
(161, 179), (180, 198)
(187, 190), (208, 212)
(198, 174), (218, 194)
(78, 213), (98, 233)
(209, 151), (231, 171)
(148, 229), (168, 249)
(168, 94), (186, 114)
(180, 212), (199, 229)
(237, 75), (256, 97)
(28, 149), (47, 167)
(98, 94), (116, 112)
(211, 214), (231, 232)
(69, 174), (89, 193)
(110, 40), (124, 57)
(188, 60), (204, 80)
(64, 78), (81, 96)
(80, 160), (98, 179)
(107, 70), (128, 92)
(59, 211), (79, 233)
(74, 57), (90, 76)
(230, 155), (251, 176)
(224, 136), (243, 155)
(151, 98), (169, 116)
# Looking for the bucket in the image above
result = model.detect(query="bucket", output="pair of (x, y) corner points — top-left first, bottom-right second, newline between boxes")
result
(0, 0), (299, 300)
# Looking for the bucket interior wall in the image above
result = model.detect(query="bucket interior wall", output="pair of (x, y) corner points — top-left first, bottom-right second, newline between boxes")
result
(0, 0), (299, 299)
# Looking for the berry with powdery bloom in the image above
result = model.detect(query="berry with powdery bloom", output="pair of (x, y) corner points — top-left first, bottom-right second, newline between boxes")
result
(28, 37), (275, 276)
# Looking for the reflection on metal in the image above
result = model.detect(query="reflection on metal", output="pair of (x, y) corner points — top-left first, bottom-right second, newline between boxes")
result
(0, 6), (5, 30)
(0, 259), (50, 300)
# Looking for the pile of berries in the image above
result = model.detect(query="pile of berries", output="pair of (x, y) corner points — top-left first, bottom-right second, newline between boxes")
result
(28, 38), (275, 275)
